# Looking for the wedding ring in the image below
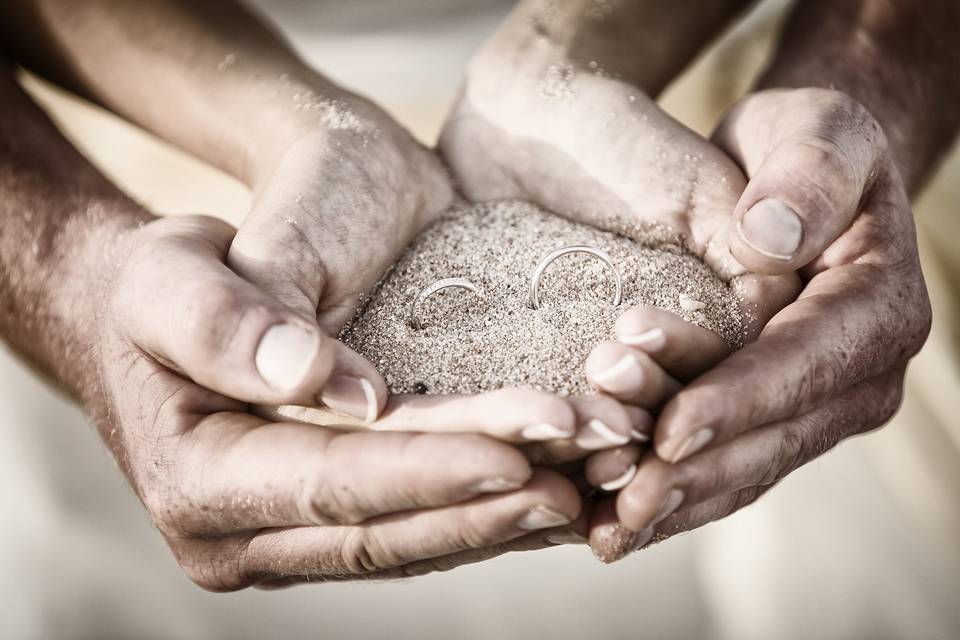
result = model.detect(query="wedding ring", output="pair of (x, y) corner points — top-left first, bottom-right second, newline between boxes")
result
(529, 245), (622, 310)
(408, 277), (483, 330)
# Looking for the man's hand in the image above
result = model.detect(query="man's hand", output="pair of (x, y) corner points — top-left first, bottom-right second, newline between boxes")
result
(587, 89), (930, 560)
(583, 0), (960, 560)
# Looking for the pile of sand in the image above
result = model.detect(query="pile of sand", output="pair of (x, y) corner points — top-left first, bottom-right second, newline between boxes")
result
(340, 200), (741, 395)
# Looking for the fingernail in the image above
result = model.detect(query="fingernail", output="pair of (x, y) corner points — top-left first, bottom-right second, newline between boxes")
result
(630, 428), (650, 443)
(472, 477), (525, 493)
(600, 464), (637, 491)
(618, 327), (666, 351)
(590, 353), (642, 390)
(546, 530), (588, 545)
(522, 422), (574, 441)
(632, 527), (655, 552)
(668, 428), (714, 463)
(575, 419), (631, 450)
(517, 505), (572, 530)
(737, 198), (803, 260)
(592, 523), (650, 564)
(319, 375), (380, 423)
(652, 489), (684, 526)
(255, 324), (318, 391)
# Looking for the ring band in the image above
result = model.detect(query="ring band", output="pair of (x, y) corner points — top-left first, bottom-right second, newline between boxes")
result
(529, 245), (622, 310)
(408, 277), (482, 329)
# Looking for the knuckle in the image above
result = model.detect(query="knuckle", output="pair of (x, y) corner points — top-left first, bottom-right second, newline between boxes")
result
(447, 508), (500, 550)
(302, 477), (368, 526)
(339, 528), (389, 575)
(873, 378), (905, 428)
(759, 425), (807, 486)
(184, 281), (256, 356)
(173, 539), (249, 592)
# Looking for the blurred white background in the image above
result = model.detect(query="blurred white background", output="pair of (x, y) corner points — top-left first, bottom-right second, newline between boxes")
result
(2, 1), (959, 638)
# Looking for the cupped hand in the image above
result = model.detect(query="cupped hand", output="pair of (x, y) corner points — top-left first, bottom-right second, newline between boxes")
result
(586, 89), (931, 561)
(92, 214), (587, 589)
(227, 91), (456, 422)
(441, 46), (801, 338)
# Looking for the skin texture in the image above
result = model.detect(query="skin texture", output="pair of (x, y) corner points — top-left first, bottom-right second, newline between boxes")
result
(0, 64), (599, 589)
(440, 0), (955, 561)
(0, 0), (955, 580)
(0, 2), (651, 588)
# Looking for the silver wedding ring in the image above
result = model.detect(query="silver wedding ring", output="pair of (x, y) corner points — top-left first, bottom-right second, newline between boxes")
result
(529, 245), (622, 310)
(408, 277), (483, 330)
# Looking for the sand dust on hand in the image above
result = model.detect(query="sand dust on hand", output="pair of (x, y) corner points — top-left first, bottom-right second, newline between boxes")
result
(340, 200), (741, 396)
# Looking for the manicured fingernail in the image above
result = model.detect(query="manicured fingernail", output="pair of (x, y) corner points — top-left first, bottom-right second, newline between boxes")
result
(590, 353), (642, 391)
(668, 428), (714, 463)
(630, 428), (650, 443)
(255, 324), (318, 391)
(600, 464), (637, 491)
(319, 375), (380, 423)
(517, 505), (572, 530)
(472, 477), (525, 493)
(522, 422), (574, 441)
(575, 419), (630, 450)
(652, 489), (684, 526)
(618, 327), (666, 351)
(546, 530), (588, 545)
(737, 198), (802, 260)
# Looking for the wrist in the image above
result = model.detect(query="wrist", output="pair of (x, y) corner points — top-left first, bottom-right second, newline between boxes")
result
(758, 0), (960, 193)
(32, 197), (151, 403)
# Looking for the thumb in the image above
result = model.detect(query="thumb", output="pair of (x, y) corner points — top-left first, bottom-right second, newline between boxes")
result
(118, 215), (385, 420)
(714, 88), (887, 273)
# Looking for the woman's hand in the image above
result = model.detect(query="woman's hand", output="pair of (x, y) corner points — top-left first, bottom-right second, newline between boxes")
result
(586, 88), (931, 561)
(440, 2), (801, 340)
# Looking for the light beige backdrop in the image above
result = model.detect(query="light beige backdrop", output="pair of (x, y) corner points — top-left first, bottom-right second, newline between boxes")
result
(2, 1), (958, 638)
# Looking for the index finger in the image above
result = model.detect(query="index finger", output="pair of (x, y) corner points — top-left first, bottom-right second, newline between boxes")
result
(163, 412), (534, 534)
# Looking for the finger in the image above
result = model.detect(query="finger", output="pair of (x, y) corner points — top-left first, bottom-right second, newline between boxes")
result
(588, 497), (653, 564)
(585, 341), (681, 408)
(162, 412), (536, 534)
(523, 397), (650, 466)
(731, 271), (803, 342)
(255, 530), (559, 587)
(653, 485), (771, 544)
(614, 306), (731, 380)
(590, 485), (771, 564)
(656, 223), (927, 465)
(276, 387), (579, 444)
(585, 444), (643, 492)
(715, 88), (887, 273)
(115, 215), (345, 406)
(316, 342), (388, 424)
(238, 468), (581, 585)
(619, 372), (903, 531)
(372, 388), (577, 443)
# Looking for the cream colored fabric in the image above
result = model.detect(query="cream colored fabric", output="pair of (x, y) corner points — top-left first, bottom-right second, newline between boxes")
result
(2, 1), (957, 638)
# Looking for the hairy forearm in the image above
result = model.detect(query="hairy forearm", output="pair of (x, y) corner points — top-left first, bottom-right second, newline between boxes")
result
(0, 0), (352, 186)
(0, 62), (150, 398)
(479, 0), (754, 95)
(759, 0), (960, 193)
